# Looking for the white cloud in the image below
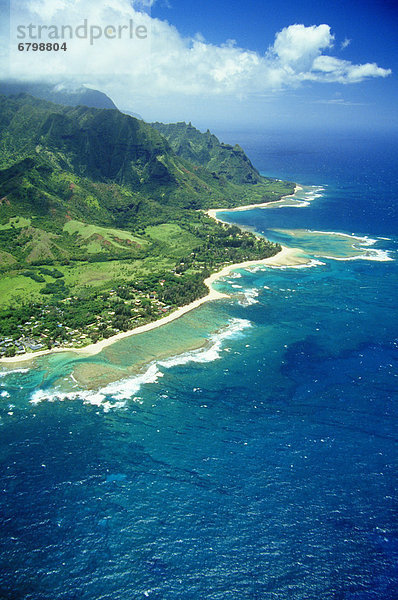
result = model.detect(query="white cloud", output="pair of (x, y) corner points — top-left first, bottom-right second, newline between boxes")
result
(312, 55), (391, 83)
(313, 98), (367, 106)
(5, 1), (392, 105)
(346, 62), (391, 82)
(270, 24), (334, 72)
(341, 37), (351, 50)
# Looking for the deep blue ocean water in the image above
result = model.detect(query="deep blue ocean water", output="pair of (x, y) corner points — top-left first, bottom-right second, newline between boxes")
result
(1, 130), (398, 599)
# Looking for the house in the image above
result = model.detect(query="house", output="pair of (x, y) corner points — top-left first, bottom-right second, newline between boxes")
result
(21, 338), (44, 351)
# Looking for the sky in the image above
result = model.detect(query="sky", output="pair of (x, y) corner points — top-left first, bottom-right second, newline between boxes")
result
(1, 0), (397, 132)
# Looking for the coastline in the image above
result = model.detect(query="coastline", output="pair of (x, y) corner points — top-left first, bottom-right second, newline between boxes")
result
(1, 187), (307, 366)
(206, 185), (303, 221)
(0, 246), (307, 365)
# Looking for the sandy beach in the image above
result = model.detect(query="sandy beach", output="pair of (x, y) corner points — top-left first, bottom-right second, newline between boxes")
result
(1, 188), (308, 365)
(0, 246), (307, 365)
(206, 185), (303, 221)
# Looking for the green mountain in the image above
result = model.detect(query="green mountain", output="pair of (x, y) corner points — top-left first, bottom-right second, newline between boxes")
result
(152, 121), (263, 185)
(0, 93), (294, 354)
(0, 94), (293, 227)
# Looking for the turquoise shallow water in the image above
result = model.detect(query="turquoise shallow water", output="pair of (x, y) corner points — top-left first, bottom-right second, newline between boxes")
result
(1, 131), (397, 599)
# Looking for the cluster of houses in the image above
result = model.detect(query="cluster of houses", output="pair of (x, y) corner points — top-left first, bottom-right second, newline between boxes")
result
(0, 289), (174, 357)
(0, 336), (44, 357)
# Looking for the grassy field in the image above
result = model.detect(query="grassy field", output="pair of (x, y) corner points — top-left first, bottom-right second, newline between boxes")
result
(0, 223), (201, 308)
(63, 220), (147, 253)
(60, 258), (175, 290)
(0, 217), (32, 230)
(0, 274), (44, 306)
(0, 255), (178, 309)
(0, 251), (18, 267)
(145, 224), (201, 257)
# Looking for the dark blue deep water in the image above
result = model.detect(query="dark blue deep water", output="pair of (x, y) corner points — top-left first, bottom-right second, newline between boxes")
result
(1, 130), (397, 599)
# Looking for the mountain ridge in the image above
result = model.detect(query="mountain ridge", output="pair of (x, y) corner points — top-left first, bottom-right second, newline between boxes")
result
(151, 120), (264, 185)
(0, 92), (294, 355)
(0, 80), (118, 110)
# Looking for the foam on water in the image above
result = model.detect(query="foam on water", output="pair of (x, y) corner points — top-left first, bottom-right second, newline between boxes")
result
(237, 289), (260, 306)
(275, 201), (311, 208)
(158, 346), (221, 368)
(271, 186), (325, 209)
(0, 368), (30, 378)
(269, 227), (394, 263)
(305, 230), (394, 262)
(30, 363), (163, 411)
(323, 249), (394, 262)
(265, 259), (326, 270)
(310, 230), (378, 246)
(159, 318), (251, 368)
(29, 319), (252, 410)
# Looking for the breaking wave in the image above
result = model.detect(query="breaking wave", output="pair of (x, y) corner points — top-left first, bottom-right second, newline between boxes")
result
(266, 259), (326, 270)
(324, 249), (393, 262)
(29, 319), (252, 411)
(237, 289), (260, 306)
(274, 185), (325, 208)
(0, 368), (30, 378)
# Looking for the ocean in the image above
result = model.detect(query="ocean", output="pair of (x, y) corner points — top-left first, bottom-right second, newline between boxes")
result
(1, 129), (397, 599)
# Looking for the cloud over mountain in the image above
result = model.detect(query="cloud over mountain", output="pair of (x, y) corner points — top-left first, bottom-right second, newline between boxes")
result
(6, 0), (391, 99)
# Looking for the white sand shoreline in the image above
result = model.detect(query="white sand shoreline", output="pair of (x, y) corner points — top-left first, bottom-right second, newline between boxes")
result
(206, 185), (303, 221)
(1, 188), (307, 366)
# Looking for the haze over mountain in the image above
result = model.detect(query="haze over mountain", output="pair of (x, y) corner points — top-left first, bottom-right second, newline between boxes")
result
(0, 81), (117, 111)
(2, 0), (394, 131)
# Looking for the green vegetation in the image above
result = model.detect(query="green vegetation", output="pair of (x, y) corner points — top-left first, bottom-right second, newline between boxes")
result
(0, 216), (31, 230)
(152, 121), (263, 184)
(63, 220), (145, 254)
(0, 93), (293, 356)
